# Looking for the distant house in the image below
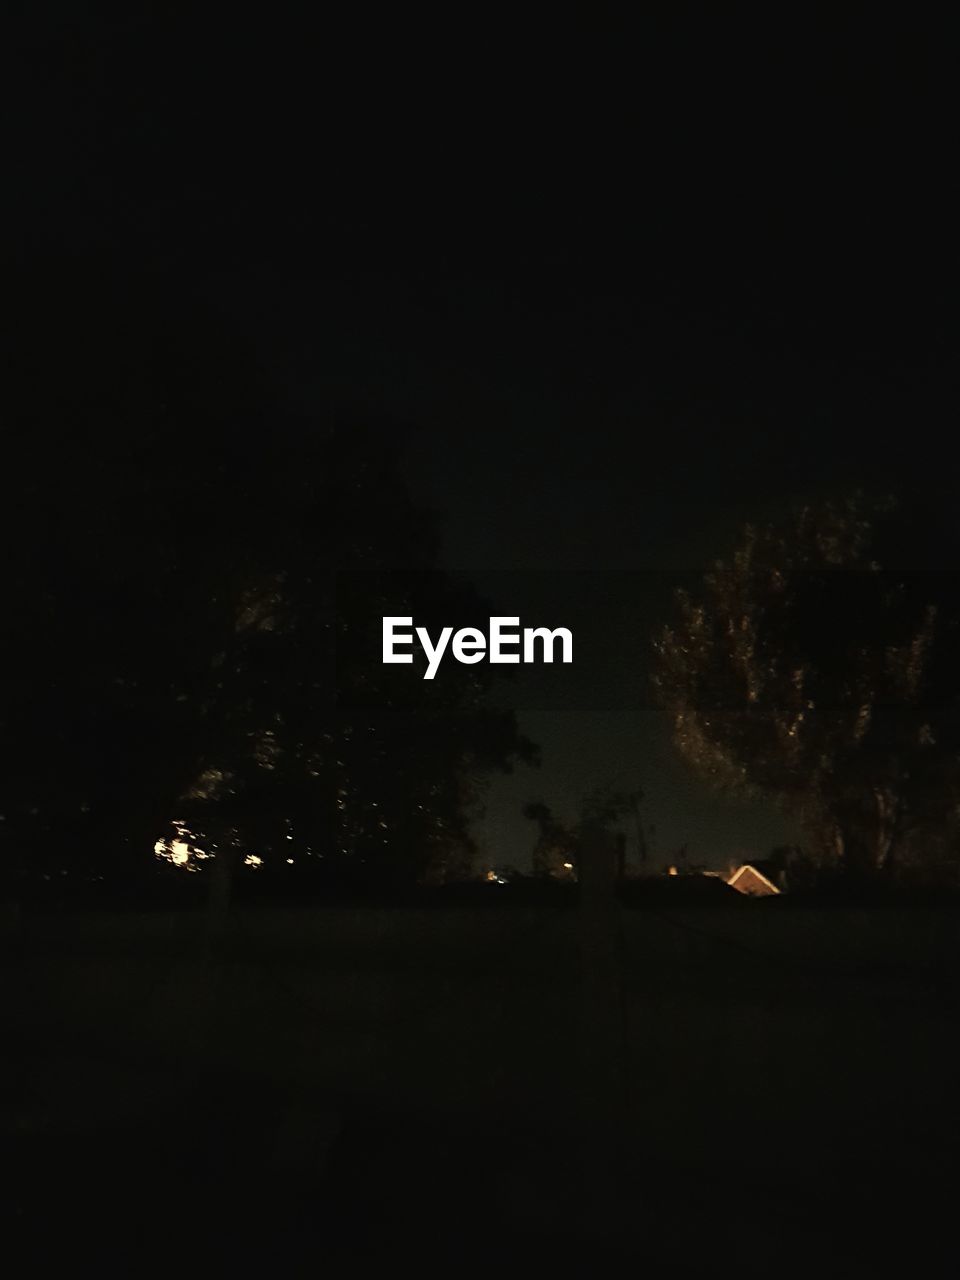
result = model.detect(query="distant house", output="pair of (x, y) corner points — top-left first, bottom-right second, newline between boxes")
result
(727, 862), (781, 897)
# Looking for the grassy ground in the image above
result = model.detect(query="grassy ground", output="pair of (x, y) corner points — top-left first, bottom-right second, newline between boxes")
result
(3, 902), (960, 1272)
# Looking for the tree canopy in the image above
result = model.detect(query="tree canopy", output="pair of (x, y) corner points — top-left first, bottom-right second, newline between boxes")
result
(3, 260), (534, 894)
(652, 494), (960, 881)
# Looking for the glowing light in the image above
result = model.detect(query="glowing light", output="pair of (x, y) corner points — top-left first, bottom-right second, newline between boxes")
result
(244, 854), (263, 868)
(154, 820), (208, 872)
(168, 840), (190, 866)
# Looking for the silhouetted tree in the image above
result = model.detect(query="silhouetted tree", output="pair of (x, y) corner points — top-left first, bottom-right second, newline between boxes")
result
(524, 786), (645, 881)
(3, 260), (535, 893)
(523, 802), (578, 879)
(765, 844), (818, 892)
(653, 493), (960, 881)
(4, 262), (265, 886)
(326, 435), (539, 885)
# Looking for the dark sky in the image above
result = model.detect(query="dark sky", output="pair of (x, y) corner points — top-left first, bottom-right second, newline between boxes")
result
(13, 12), (960, 869)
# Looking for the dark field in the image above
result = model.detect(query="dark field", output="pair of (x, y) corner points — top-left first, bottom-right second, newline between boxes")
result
(4, 902), (960, 1273)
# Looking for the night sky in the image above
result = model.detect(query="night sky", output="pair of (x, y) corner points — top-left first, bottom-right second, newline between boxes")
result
(14, 12), (959, 870)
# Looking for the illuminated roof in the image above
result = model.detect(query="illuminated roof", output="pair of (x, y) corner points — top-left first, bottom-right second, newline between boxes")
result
(727, 863), (780, 895)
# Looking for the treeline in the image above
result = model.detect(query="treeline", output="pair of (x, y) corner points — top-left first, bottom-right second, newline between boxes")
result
(3, 257), (533, 898)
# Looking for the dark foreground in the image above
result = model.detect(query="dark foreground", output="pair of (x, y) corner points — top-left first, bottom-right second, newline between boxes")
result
(3, 900), (960, 1274)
